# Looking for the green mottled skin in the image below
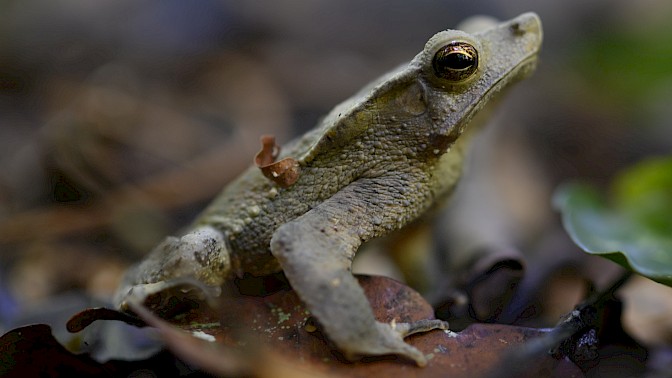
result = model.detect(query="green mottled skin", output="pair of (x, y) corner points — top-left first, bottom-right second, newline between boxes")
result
(118, 13), (542, 366)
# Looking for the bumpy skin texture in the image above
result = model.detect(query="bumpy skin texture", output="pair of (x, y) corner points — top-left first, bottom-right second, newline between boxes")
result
(118, 13), (542, 366)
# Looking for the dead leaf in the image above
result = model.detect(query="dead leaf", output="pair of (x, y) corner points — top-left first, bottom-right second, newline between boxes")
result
(0, 323), (214, 377)
(58, 275), (583, 377)
(66, 307), (147, 333)
(254, 134), (300, 187)
(217, 276), (581, 377)
(0, 324), (108, 377)
(128, 301), (255, 377)
(117, 275), (581, 377)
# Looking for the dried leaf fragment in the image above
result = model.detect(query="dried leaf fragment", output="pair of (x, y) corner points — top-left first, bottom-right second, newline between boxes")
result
(66, 307), (147, 332)
(255, 134), (300, 187)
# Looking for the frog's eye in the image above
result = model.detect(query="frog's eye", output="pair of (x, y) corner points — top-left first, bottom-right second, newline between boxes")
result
(432, 42), (479, 82)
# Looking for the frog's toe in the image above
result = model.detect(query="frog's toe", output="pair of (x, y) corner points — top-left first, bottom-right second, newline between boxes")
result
(363, 319), (449, 366)
(340, 321), (436, 366)
(394, 319), (450, 337)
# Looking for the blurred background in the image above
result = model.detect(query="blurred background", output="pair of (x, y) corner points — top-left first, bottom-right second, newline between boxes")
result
(1, 0), (671, 353)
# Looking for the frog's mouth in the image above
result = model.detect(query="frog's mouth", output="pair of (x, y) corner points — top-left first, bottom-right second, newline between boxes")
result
(445, 51), (540, 144)
(476, 52), (538, 109)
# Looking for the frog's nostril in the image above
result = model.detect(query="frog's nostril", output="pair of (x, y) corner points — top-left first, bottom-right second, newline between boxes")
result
(510, 21), (531, 36)
(511, 22), (521, 33)
(507, 12), (543, 51)
(512, 12), (542, 36)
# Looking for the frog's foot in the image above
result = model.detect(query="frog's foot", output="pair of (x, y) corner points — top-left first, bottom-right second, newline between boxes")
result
(394, 318), (450, 337)
(340, 319), (449, 366)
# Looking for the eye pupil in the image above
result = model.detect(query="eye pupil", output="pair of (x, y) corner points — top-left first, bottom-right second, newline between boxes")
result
(444, 52), (474, 70)
(432, 42), (479, 82)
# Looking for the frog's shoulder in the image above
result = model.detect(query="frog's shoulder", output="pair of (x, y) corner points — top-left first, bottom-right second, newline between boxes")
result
(294, 61), (421, 165)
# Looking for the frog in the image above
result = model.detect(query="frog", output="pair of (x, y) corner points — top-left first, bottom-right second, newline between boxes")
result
(116, 12), (542, 366)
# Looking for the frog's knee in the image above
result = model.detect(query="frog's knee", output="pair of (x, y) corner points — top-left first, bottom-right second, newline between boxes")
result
(165, 226), (230, 282)
(125, 226), (230, 287)
(115, 226), (230, 308)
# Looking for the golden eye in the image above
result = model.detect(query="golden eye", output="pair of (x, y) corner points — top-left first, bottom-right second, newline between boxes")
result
(432, 42), (478, 82)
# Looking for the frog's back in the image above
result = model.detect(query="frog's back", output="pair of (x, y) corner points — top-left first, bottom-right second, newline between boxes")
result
(193, 125), (364, 275)
(191, 61), (424, 275)
(190, 11), (543, 276)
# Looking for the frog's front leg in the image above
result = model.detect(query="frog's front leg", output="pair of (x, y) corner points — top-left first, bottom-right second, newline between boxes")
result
(270, 179), (448, 366)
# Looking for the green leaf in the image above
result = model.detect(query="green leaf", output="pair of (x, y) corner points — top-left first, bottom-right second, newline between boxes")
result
(554, 157), (672, 286)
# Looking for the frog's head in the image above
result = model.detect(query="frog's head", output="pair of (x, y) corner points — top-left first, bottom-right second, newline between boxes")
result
(114, 226), (230, 309)
(299, 13), (542, 166)
(412, 12), (543, 155)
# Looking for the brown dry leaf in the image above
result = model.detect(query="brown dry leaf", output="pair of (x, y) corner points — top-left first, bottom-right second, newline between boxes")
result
(254, 134), (300, 187)
(95, 275), (580, 377)
(66, 307), (147, 332)
(128, 301), (256, 377)
(213, 276), (580, 377)
(0, 324), (108, 377)
(0, 323), (212, 377)
(57, 275), (583, 377)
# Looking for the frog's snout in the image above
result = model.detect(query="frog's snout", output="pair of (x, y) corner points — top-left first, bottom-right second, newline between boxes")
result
(509, 12), (543, 49)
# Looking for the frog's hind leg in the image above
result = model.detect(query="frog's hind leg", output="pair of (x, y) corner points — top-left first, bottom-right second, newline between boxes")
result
(270, 181), (448, 366)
